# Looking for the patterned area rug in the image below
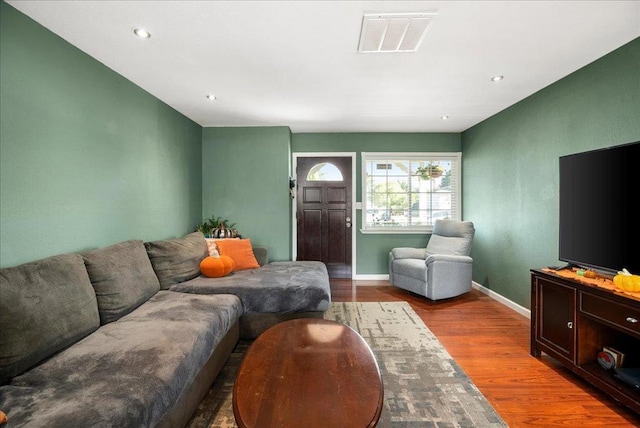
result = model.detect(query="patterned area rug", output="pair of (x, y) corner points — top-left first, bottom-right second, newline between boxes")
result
(187, 302), (507, 427)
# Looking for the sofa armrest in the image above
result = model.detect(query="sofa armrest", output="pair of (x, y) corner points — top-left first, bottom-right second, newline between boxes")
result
(253, 247), (268, 266)
(390, 247), (428, 260)
(425, 254), (472, 265)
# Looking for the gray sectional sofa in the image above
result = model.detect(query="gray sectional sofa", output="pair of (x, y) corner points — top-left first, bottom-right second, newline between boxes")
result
(0, 232), (330, 427)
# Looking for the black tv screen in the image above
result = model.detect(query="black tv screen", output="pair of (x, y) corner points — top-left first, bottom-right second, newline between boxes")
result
(559, 141), (639, 275)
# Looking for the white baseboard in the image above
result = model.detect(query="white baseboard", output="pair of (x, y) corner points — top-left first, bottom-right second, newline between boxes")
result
(472, 281), (531, 319)
(350, 275), (531, 318)
(353, 274), (389, 282)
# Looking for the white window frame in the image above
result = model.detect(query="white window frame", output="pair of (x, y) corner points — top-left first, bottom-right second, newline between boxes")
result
(360, 152), (462, 234)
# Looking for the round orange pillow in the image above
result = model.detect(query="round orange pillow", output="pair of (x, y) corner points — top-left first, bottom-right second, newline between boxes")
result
(200, 255), (235, 278)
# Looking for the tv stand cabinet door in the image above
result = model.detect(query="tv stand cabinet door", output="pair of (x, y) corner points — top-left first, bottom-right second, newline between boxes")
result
(532, 275), (576, 365)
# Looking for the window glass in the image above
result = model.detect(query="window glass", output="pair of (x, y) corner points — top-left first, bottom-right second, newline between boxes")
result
(362, 153), (461, 233)
(307, 162), (344, 181)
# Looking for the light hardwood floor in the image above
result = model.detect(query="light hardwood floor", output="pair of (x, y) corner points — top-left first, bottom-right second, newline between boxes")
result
(330, 279), (640, 427)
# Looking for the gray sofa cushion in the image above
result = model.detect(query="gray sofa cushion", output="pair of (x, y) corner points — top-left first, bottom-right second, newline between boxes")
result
(0, 253), (100, 384)
(83, 240), (161, 324)
(253, 247), (268, 266)
(171, 261), (331, 313)
(145, 232), (208, 289)
(0, 291), (243, 427)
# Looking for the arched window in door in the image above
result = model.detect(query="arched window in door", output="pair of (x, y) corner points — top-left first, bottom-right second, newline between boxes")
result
(306, 162), (344, 181)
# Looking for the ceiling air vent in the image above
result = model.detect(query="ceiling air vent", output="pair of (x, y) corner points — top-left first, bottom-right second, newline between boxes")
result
(358, 12), (436, 53)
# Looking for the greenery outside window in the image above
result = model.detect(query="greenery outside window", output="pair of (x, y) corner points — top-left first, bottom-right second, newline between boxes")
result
(361, 152), (462, 233)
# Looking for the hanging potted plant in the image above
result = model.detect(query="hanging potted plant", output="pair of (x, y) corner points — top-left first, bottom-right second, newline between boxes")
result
(416, 163), (444, 180)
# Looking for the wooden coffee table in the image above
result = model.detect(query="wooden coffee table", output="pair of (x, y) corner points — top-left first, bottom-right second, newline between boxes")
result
(233, 318), (383, 428)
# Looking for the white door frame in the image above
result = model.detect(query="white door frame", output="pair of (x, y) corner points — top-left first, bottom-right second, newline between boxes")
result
(292, 152), (357, 279)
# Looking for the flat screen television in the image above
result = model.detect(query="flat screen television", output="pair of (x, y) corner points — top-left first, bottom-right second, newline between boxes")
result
(559, 141), (639, 275)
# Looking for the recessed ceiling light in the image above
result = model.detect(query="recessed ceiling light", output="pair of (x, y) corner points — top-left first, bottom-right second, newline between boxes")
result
(206, 94), (217, 101)
(491, 75), (504, 82)
(440, 115), (449, 120)
(133, 28), (151, 39)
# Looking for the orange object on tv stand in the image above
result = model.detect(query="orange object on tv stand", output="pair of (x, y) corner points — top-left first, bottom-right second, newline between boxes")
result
(542, 267), (640, 301)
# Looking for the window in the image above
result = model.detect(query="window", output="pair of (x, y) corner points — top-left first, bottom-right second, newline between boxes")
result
(306, 162), (344, 181)
(361, 152), (461, 233)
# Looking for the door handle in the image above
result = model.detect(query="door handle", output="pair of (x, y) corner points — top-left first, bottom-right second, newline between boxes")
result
(346, 217), (351, 228)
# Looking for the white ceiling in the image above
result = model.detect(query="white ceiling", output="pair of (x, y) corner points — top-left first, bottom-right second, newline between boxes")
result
(6, 1), (640, 133)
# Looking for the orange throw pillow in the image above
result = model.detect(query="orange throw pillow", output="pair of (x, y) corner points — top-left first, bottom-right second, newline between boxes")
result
(215, 239), (260, 271)
(200, 255), (235, 278)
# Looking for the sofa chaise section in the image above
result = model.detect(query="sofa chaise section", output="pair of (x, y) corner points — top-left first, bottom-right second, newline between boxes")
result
(144, 231), (331, 338)
(171, 260), (331, 338)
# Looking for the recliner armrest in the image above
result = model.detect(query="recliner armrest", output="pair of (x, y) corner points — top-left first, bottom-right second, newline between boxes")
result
(390, 247), (428, 260)
(425, 254), (472, 264)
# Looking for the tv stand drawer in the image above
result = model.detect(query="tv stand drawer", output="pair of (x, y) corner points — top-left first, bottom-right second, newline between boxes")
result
(580, 293), (640, 337)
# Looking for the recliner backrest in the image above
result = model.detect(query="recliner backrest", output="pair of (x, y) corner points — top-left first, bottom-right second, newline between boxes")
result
(426, 219), (475, 256)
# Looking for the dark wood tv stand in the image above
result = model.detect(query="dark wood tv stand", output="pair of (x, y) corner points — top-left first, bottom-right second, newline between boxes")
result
(531, 268), (640, 414)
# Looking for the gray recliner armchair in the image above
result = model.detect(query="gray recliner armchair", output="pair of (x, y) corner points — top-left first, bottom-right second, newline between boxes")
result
(389, 219), (476, 300)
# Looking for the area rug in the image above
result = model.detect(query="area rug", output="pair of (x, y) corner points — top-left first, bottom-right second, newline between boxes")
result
(186, 301), (508, 427)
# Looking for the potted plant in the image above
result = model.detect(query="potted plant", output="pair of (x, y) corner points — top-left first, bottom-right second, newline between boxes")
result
(416, 163), (444, 180)
(196, 215), (238, 238)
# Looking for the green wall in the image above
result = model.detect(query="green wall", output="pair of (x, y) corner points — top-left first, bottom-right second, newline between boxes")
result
(292, 133), (461, 274)
(202, 127), (292, 261)
(3, 0), (638, 312)
(462, 37), (640, 308)
(0, 2), (203, 268)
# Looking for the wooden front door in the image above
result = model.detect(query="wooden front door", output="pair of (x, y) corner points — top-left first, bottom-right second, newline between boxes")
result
(296, 156), (352, 278)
